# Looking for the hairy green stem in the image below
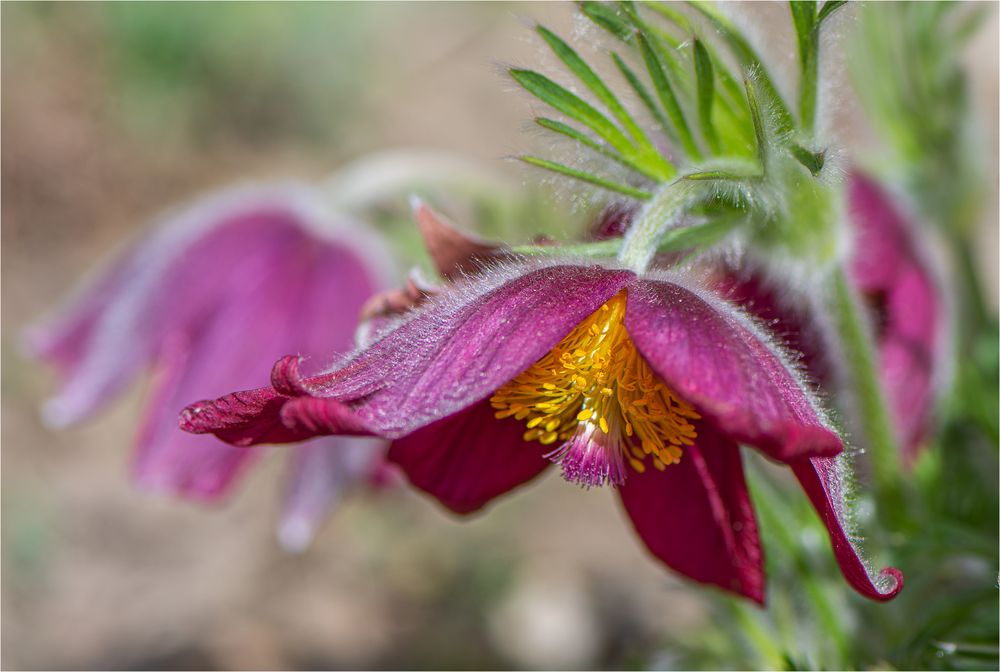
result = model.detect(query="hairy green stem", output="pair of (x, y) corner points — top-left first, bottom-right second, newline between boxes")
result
(829, 269), (902, 507)
(617, 182), (693, 272)
(799, 37), (818, 136)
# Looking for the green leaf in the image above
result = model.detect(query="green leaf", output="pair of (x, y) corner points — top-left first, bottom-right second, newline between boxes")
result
(789, 143), (825, 175)
(682, 169), (759, 181)
(693, 39), (720, 154)
(744, 77), (769, 170)
(519, 155), (653, 200)
(637, 32), (702, 161)
(687, 1), (795, 134)
(612, 53), (674, 143)
(534, 117), (664, 179)
(536, 25), (672, 178)
(789, 0), (819, 133)
(579, 1), (634, 41)
(644, 1), (693, 33)
(510, 68), (635, 158)
(816, 0), (847, 25)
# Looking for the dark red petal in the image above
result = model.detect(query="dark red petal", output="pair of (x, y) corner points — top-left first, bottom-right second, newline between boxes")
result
(387, 399), (551, 514)
(413, 199), (509, 279)
(791, 457), (904, 601)
(619, 422), (764, 603)
(180, 385), (313, 447)
(626, 278), (842, 463)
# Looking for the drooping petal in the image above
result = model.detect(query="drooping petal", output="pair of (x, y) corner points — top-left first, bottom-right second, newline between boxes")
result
(182, 261), (635, 445)
(32, 182), (389, 503)
(279, 436), (387, 552)
(791, 456), (904, 601)
(848, 172), (945, 459)
(881, 265), (939, 453)
(387, 399), (551, 514)
(619, 421), (765, 602)
(711, 270), (831, 386)
(131, 331), (260, 499)
(625, 276), (842, 463)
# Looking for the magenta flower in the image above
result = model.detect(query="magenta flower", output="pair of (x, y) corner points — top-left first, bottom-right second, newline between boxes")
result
(26, 182), (392, 549)
(181, 258), (902, 603)
(846, 173), (946, 461)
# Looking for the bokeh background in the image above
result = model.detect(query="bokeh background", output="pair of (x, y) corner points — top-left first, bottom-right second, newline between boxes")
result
(2, 3), (997, 669)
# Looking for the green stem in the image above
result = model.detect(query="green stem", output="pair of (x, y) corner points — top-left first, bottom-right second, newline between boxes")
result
(799, 35), (818, 136)
(617, 182), (694, 272)
(748, 461), (850, 665)
(829, 269), (903, 508)
(952, 232), (992, 343)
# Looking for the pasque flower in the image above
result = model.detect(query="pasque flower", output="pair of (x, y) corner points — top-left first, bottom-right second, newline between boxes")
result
(26, 182), (391, 550)
(181, 255), (903, 603)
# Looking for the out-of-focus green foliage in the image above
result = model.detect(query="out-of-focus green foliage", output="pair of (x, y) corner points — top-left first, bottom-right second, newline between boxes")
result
(103, 3), (375, 146)
(851, 1), (987, 239)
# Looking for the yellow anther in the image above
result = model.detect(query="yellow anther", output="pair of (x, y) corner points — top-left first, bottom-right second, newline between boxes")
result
(489, 291), (700, 480)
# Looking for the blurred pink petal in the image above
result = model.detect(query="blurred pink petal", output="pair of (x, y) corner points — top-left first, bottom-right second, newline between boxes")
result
(847, 173), (945, 460)
(28, 182), (392, 546)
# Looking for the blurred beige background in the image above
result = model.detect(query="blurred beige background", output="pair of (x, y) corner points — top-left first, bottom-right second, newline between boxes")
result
(2, 3), (996, 670)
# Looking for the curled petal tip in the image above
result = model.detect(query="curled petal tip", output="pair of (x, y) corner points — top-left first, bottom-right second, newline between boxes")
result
(873, 566), (904, 602)
(271, 355), (306, 396)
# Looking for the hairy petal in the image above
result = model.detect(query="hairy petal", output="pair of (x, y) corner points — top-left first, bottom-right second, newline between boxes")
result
(625, 277), (841, 463)
(791, 457), (904, 601)
(619, 421), (765, 602)
(183, 262), (635, 444)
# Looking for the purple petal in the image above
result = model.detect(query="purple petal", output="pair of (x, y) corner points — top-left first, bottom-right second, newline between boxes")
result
(847, 174), (911, 291)
(33, 183), (388, 501)
(132, 332), (260, 499)
(279, 436), (387, 552)
(791, 457), (904, 601)
(625, 277), (842, 463)
(848, 172), (945, 459)
(388, 399), (551, 514)
(619, 421), (764, 602)
(183, 261), (635, 444)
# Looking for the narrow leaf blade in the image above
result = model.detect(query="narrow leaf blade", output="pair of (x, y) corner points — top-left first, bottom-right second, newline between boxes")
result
(520, 156), (653, 200)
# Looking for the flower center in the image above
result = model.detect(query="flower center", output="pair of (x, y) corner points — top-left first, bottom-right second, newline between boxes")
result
(490, 291), (699, 488)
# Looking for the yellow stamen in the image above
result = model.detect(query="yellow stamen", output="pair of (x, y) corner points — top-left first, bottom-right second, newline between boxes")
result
(490, 291), (700, 485)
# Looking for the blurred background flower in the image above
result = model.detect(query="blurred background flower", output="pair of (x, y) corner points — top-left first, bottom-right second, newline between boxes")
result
(2, 2), (997, 670)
